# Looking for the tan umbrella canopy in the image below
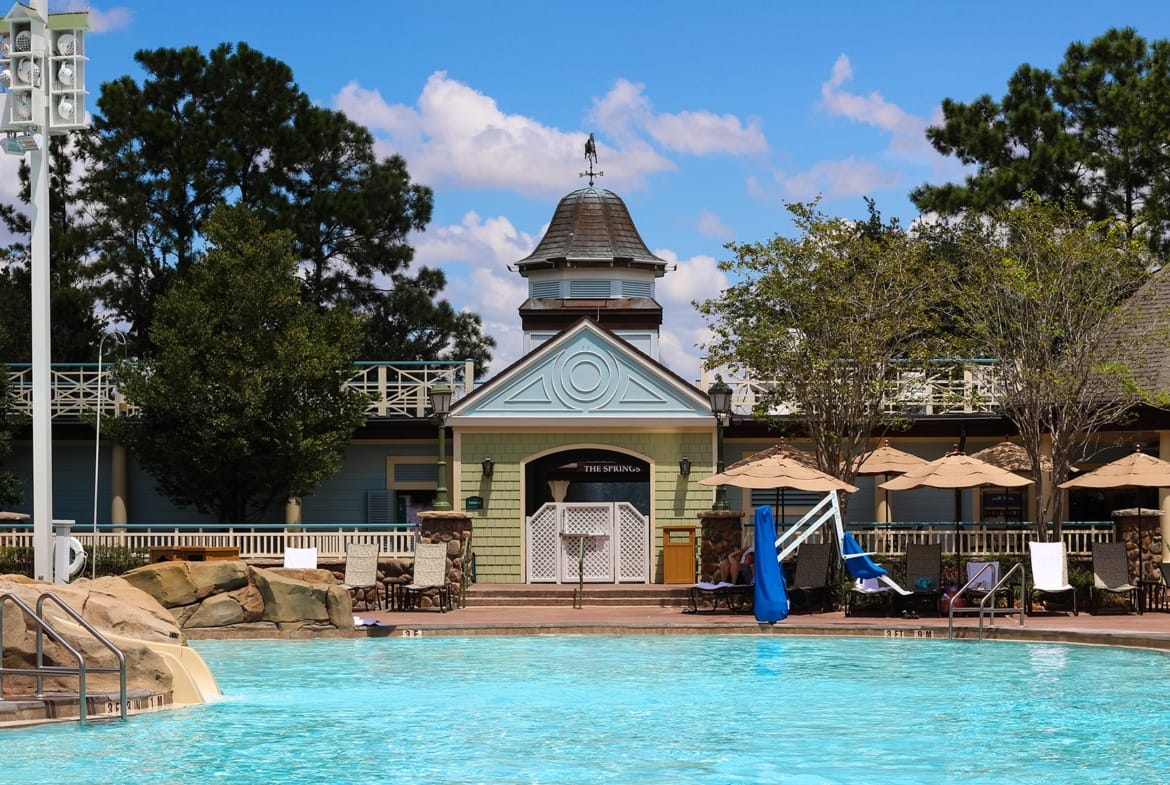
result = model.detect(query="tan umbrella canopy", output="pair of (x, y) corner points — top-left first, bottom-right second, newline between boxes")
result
(1058, 448), (1170, 574)
(701, 442), (857, 493)
(701, 441), (856, 528)
(854, 440), (928, 523)
(855, 440), (929, 476)
(1057, 448), (1170, 491)
(0, 510), (30, 520)
(881, 450), (1034, 558)
(969, 441), (1055, 474)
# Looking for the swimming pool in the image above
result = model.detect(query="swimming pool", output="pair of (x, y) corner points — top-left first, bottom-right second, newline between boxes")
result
(4, 635), (1168, 784)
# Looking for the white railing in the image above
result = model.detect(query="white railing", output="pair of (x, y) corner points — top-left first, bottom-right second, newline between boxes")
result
(0, 526), (419, 561)
(698, 359), (1003, 416)
(760, 522), (1114, 558)
(5, 360), (475, 421)
(1, 522), (1112, 563)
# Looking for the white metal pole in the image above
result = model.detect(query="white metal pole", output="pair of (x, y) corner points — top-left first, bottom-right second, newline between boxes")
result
(30, 0), (53, 581)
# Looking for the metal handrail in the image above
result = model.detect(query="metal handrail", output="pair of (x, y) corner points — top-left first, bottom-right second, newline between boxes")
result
(947, 562), (1026, 640)
(0, 591), (128, 724)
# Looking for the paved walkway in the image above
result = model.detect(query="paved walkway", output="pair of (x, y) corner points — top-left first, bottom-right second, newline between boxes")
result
(348, 601), (1170, 651)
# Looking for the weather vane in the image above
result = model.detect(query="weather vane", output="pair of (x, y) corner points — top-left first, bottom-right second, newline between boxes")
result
(580, 132), (604, 186)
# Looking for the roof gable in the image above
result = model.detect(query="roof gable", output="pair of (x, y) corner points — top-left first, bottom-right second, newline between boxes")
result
(450, 320), (711, 421)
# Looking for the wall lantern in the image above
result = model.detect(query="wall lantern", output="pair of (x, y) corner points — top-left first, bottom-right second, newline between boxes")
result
(678, 456), (691, 478)
(481, 456), (495, 478)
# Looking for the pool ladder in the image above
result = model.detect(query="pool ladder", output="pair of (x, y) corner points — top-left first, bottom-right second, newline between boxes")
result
(946, 562), (1027, 641)
(0, 591), (128, 724)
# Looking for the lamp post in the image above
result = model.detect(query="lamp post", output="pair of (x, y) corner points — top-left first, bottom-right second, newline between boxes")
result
(429, 381), (452, 511)
(707, 375), (732, 511)
(90, 331), (125, 578)
(1, 3), (90, 581)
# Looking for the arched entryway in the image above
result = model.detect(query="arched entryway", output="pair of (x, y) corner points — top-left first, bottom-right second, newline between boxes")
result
(524, 448), (652, 583)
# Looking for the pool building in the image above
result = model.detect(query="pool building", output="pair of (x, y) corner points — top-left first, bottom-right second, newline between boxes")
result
(8, 175), (1170, 586)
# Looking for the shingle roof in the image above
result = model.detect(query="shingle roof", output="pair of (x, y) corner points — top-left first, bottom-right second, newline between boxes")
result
(515, 186), (666, 272)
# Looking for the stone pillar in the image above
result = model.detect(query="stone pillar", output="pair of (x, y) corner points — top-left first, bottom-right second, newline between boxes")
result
(110, 443), (128, 529)
(1113, 508), (1162, 582)
(416, 510), (474, 606)
(1161, 431), (1170, 563)
(697, 509), (745, 580)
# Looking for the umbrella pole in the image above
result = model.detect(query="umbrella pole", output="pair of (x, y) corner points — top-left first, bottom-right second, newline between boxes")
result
(954, 488), (962, 562)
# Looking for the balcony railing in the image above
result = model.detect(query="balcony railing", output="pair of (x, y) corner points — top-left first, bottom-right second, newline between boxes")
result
(698, 359), (1003, 416)
(4, 360), (476, 422)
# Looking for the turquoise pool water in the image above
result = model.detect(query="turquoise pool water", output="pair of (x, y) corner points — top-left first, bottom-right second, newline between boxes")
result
(4, 635), (1168, 784)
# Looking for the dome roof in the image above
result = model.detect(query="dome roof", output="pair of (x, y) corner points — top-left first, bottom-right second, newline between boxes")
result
(515, 186), (666, 273)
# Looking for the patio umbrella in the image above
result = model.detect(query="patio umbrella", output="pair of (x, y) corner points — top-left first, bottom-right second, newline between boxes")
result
(880, 450), (1034, 559)
(854, 440), (928, 523)
(0, 510), (30, 520)
(969, 441), (1054, 474)
(700, 441), (857, 524)
(1058, 447), (1170, 579)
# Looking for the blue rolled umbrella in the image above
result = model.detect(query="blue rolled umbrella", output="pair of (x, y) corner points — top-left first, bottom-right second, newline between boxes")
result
(752, 505), (789, 622)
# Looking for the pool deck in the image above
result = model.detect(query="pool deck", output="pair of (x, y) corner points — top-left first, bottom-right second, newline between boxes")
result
(318, 589), (1170, 651)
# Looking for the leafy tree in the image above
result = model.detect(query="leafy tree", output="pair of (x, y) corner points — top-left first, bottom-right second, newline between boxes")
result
(109, 206), (368, 523)
(912, 28), (1170, 255)
(78, 42), (489, 365)
(698, 201), (948, 495)
(942, 197), (1149, 536)
(362, 267), (496, 375)
(0, 137), (107, 362)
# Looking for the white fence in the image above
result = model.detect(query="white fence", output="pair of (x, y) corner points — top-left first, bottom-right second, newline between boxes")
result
(1, 526), (419, 561)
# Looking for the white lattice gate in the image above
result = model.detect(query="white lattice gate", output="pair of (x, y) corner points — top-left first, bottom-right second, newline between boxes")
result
(525, 502), (650, 583)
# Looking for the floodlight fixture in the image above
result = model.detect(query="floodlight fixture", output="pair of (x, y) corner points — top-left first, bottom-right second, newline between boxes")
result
(3, 132), (42, 155)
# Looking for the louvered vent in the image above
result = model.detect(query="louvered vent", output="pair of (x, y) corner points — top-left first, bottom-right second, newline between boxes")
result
(530, 280), (561, 298)
(394, 463), (439, 483)
(366, 491), (392, 523)
(621, 280), (653, 298)
(568, 279), (612, 298)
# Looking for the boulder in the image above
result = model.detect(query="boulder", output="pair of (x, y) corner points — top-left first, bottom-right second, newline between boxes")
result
(253, 568), (347, 624)
(121, 561), (200, 608)
(185, 593), (247, 628)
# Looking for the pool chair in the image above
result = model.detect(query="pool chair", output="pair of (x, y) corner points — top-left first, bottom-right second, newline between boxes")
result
(965, 560), (1009, 608)
(840, 532), (911, 599)
(788, 542), (832, 613)
(904, 543), (942, 616)
(402, 542), (453, 612)
(687, 580), (737, 613)
(1027, 541), (1077, 616)
(283, 547), (318, 569)
(340, 542), (382, 611)
(845, 563), (898, 617)
(1089, 541), (1139, 615)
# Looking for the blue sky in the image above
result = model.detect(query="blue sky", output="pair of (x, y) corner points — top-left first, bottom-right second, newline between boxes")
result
(11, 1), (1170, 379)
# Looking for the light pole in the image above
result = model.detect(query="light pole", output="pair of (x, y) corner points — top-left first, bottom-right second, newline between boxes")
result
(707, 374), (732, 511)
(429, 381), (452, 511)
(90, 331), (125, 578)
(0, 4), (90, 581)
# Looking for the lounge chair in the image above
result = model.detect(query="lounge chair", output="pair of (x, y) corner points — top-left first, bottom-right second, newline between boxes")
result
(687, 580), (737, 613)
(845, 562), (898, 617)
(1027, 541), (1077, 615)
(840, 532), (911, 597)
(965, 560), (1009, 607)
(1089, 541), (1138, 615)
(402, 542), (452, 612)
(283, 547), (317, 569)
(340, 542), (382, 611)
(787, 542), (832, 613)
(905, 543), (942, 615)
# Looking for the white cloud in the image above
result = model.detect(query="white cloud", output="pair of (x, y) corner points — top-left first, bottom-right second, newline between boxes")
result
(592, 78), (767, 156)
(654, 250), (728, 380)
(83, 5), (133, 33)
(696, 209), (733, 240)
(781, 157), (901, 201)
(819, 54), (940, 162)
(333, 73), (675, 196)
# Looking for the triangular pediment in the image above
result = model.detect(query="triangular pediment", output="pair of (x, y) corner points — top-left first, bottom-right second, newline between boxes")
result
(450, 320), (711, 421)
